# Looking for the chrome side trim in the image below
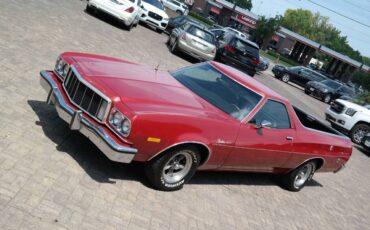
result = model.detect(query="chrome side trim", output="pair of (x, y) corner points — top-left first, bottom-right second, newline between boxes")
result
(62, 65), (112, 124)
(40, 70), (137, 163)
(148, 141), (212, 166)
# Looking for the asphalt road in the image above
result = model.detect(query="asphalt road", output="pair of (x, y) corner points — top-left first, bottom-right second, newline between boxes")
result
(0, 0), (369, 229)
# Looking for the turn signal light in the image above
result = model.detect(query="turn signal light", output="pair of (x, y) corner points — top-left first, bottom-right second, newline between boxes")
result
(125, 7), (134, 13)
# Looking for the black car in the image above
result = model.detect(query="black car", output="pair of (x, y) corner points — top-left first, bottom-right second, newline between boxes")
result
(272, 65), (328, 87)
(362, 130), (370, 150)
(305, 79), (343, 103)
(165, 15), (200, 34)
(333, 85), (356, 101)
(215, 33), (260, 77)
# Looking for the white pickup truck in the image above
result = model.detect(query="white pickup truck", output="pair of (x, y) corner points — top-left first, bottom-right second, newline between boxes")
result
(325, 99), (370, 144)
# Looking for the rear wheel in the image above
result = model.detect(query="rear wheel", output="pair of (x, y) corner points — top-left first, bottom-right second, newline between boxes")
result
(282, 74), (290, 83)
(282, 161), (316, 192)
(145, 147), (200, 191)
(350, 123), (370, 144)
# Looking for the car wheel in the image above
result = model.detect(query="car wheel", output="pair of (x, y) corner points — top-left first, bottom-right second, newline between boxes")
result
(281, 74), (290, 83)
(304, 89), (309, 94)
(176, 10), (183, 15)
(323, 94), (332, 103)
(350, 123), (370, 144)
(156, 28), (163, 34)
(85, 4), (95, 14)
(145, 147), (200, 191)
(282, 161), (316, 192)
(125, 22), (134, 31)
(171, 40), (178, 53)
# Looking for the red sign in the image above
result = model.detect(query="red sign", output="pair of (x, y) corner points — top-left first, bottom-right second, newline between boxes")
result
(210, 6), (221, 15)
(236, 14), (257, 28)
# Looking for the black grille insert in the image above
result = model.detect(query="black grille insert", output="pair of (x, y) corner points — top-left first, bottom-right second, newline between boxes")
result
(330, 101), (345, 113)
(63, 69), (108, 121)
(148, 11), (163, 21)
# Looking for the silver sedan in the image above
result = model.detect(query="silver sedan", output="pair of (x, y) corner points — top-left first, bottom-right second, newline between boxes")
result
(167, 23), (217, 61)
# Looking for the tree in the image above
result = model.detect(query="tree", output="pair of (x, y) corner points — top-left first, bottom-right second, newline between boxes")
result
(251, 15), (282, 49)
(281, 9), (362, 62)
(234, 0), (252, 10)
(352, 70), (370, 91)
(362, 56), (370, 66)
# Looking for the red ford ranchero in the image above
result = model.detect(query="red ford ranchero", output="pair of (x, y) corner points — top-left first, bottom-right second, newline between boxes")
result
(39, 52), (352, 191)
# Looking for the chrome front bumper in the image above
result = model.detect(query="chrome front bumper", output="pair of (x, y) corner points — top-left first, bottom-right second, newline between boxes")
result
(39, 71), (137, 163)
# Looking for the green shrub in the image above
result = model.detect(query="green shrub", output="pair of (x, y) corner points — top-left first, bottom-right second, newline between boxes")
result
(353, 91), (370, 105)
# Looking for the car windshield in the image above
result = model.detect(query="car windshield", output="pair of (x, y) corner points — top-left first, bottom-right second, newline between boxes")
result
(187, 26), (215, 44)
(341, 86), (355, 95)
(170, 63), (262, 121)
(231, 38), (259, 58)
(321, 80), (342, 89)
(142, 0), (164, 10)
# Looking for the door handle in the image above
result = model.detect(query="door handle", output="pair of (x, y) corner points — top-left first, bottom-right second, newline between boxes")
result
(286, 136), (294, 140)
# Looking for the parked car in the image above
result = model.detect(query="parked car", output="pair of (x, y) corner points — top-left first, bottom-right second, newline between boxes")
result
(86, 0), (142, 30)
(161, 0), (188, 15)
(332, 85), (356, 101)
(211, 27), (248, 40)
(325, 99), (370, 144)
(40, 52), (352, 191)
(215, 33), (260, 77)
(168, 23), (217, 61)
(256, 56), (269, 71)
(272, 65), (328, 87)
(165, 15), (200, 34)
(305, 79), (343, 103)
(140, 0), (169, 33)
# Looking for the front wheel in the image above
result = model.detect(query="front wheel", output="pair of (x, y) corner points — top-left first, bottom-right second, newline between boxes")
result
(145, 147), (200, 191)
(171, 39), (178, 53)
(281, 74), (290, 83)
(350, 123), (370, 144)
(323, 94), (332, 103)
(281, 161), (316, 192)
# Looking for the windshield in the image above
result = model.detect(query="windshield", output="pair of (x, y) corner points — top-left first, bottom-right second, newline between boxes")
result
(187, 26), (215, 44)
(142, 0), (164, 10)
(321, 80), (342, 89)
(171, 63), (262, 121)
(231, 38), (259, 58)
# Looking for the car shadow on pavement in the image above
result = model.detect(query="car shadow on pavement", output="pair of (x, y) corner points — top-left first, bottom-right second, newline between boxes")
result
(190, 171), (323, 189)
(28, 99), (323, 191)
(28, 100), (146, 185)
(354, 145), (370, 157)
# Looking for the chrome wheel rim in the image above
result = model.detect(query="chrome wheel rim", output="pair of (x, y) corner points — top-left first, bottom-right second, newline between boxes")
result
(324, 95), (331, 103)
(162, 151), (192, 184)
(282, 74), (289, 82)
(353, 127), (369, 143)
(293, 164), (314, 189)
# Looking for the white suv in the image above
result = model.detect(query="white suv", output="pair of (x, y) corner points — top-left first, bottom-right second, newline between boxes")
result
(140, 0), (169, 32)
(87, 0), (142, 30)
(325, 99), (370, 144)
(162, 0), (188, 15)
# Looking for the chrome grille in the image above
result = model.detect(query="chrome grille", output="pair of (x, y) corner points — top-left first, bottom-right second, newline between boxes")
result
(148, 11), (162, 21)
(63, 67), (109, 122)
(330, 101), (345, 114)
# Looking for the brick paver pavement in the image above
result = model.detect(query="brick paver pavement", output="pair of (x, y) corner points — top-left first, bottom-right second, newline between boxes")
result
(0, 0), (369, 229)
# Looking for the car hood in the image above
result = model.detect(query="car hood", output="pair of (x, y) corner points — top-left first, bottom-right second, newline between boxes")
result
(142, 2), (169, 19)
(337, 99), (370, 114)
(73, 57), (228, 120)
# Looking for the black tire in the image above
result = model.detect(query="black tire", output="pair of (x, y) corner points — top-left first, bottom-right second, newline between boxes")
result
(145, 147), (200, 191)
(85, 4), (94, 14)
(322, 94), (332, 104)
(156, 28), (163, 34)
(350, 123), (370, 144)
(176, 10), (183, 15)
(304, 89), (309, 94)
(281, 161), (316, 192)
(281, 73), (290, 83)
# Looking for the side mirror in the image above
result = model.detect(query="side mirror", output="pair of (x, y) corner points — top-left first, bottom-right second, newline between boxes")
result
(140, 4), (144, 9)
(254, 120), (273, 129)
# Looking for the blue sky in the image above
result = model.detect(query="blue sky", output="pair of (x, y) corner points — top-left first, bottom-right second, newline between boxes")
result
(251, 0), (370, 58)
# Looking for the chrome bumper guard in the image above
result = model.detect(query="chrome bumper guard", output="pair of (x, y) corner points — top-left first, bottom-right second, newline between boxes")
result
(39, 71), (137, 163)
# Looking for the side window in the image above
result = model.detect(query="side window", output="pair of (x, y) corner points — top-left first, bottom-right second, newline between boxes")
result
(249, 100), (291, 129)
